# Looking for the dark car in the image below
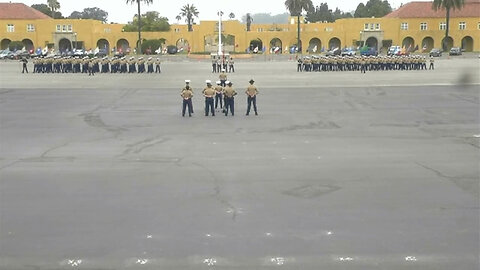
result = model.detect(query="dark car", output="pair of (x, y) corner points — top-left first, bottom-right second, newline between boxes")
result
(449, 47), (462, 56)
(360, 47), (378, 56)
(95, 48), (107, 57)
(166, 45), (178, 54)
(429, 48), (442, 57)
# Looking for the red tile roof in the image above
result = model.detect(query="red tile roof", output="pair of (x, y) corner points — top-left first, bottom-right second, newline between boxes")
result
(0, 3), (51, 20)
(384, 0), (480, 18)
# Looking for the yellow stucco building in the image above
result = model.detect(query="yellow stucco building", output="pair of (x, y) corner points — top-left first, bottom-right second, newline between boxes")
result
(0, 1), (479, 55)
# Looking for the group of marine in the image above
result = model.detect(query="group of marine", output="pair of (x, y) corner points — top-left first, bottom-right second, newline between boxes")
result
(31, 56), (162, 75)
(297, 55), (435, 73)
(211, 57), (235, 73)
(180, 79), (259, 117)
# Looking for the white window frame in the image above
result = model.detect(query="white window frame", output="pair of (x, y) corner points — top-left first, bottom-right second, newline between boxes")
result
(7, 24), (14, 32)
(370, 23), (374, 30)
(375, 23), (380, 30)
(67, 24), (72, 32)
(27, 24), (35, 32)
(400, 22), (408, 30)
(56, 24), (61, 32)
(62, 25), (67, 32)
(439, 22), (446, 30)
(420, 22), (427, 31)
(459, 22), (466, 30)
(364, 23), (369, 30)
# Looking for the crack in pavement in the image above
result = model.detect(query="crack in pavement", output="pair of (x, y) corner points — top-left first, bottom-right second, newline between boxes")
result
(192, 162), (238, 221)
(415, 162), (479, 198)
(118, 136), (171, 157)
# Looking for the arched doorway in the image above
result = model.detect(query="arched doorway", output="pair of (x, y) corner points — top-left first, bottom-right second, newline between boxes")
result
(442, 36), (454, 51)
(270, 38), (282, 54)
(22, 39), (34, 51)
(1, 39), (11, 50)
(176, 38), (189, 52)
(116, 39), (130, 53)
(308, 38), (321, 53)
(328, 37), (341, 50)
(365, 37), (378, 50)
(461, 36), (473, 52)
(58, 38), (72, 53)
(402, 37), (415, 51)
(97, 39), (110, 52)
(249, 38), (263, 53)
(422, 37), (434, 52)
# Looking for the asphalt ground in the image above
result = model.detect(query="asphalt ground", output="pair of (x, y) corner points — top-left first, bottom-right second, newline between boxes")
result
(0, 57), (479, 270)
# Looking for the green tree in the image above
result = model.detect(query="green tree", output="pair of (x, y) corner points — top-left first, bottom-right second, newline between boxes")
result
(245, 13), (253, 31)
(432, 0), (465, 51)
(68, 7), (108, 22)
(285, 0), (313, 53)
(47, 0), (61, 19)
(229, 12), (235, 20)
(354, 0), (392, 18)
(31, 3), (62, 18)
(126, 0), (153, 54)
(306, 3), (334, 23)
(179, 4), (199, 32)
(123, 11), (170, 32)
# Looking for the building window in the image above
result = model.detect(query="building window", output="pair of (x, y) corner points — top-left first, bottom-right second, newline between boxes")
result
(325, 27), (333, 32)
(104, 28), (111, 33)
(67, 24), (72, 32)
(27, 24), (35, 32)
(174, 28), (180, 32)
(459, 22), (466, 30)
(420, 22), (427, 30)
(400, 22), (408, 30)
(7, 24), (14, 32)
(62, 24), (67, 32)
(478, 22), (480, 30)
(375, 23), (380, 30)
(56, 24), (61, 32)
(370, 23), (374, 30)
(439, 22), (446, 30)
(364, 23), (369, 30)
(257, 28), (263, 32)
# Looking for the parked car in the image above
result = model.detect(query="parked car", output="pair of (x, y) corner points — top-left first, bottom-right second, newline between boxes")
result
(166, 45), (177, 54)
(325, 47), (340, 56)
(0, 50), (14, 59)
(388, 46), (401, 56)
(360, 47), (378, 56)
(341, 47), (356, 56)
(449, 47), (462, 56)
(14, 50), (30, 59)
(95, 48), (107, 57)
(429, 48), (442, 57)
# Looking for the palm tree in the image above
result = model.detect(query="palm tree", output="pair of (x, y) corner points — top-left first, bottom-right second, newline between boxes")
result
(285, 0), (313, 53)
(126, 0), (153, 54)
(229, 12), (235, 20)
(175, 15), (181, 24)
(432, 0), (465, 51)
(246, 13), (253, 31)
(179, 4), (199, 32)
(47, 0), (60, 19)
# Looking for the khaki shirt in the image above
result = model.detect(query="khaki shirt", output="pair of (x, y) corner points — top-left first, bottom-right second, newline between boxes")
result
(214, 85), (223, 94)
(181, 89), (193, 99)
(246, 85), (258, 97)
(224, 86), (237, 98)
(182, 86), (193, 93)
(203, 86), (215, 97)
(219, 72), (227, 80)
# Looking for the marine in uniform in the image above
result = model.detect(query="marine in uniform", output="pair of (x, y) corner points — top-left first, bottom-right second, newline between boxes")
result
(429, 56), (434, 70)
(228, 57), (235, 73)
(214, 81), (223, 110)
(155, 58), (161, 73)
(219, 70), (227, 87)
(21, 57), (28, 73)
(203, 80), (215, 116)
(181, 80), (194, 117)
(245, 79), (259, 116)
(223, 81), (237, 116)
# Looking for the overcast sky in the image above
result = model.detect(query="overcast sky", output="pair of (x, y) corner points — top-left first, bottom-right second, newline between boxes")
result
(13, 0), (427, 23)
